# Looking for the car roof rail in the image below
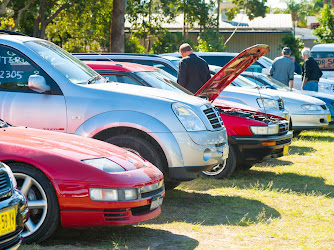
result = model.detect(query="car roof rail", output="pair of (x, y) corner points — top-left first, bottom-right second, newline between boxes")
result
(73, 53), (162, 58)
(0, 29), (27, 36)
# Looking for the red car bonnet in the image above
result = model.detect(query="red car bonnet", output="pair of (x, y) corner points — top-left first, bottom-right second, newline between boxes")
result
(195, 44), (270, 102)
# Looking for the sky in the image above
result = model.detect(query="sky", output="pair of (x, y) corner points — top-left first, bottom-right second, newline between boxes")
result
(265, 0), (287, 9)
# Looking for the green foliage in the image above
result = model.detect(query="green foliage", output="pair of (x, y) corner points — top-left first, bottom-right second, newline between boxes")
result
(226, 0), (267, 20)
(46, 0), (112, 52)
(196, 29), (225, 52)
(280, 34), (304, 63)
(124, 36), (146, 53)
(313, 4), (334, 44)
(150, 31), (193, 54)
(0, 17), (14, 29)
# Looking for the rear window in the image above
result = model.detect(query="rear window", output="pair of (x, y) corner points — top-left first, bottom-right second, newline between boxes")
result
(311, 52), (334, 71)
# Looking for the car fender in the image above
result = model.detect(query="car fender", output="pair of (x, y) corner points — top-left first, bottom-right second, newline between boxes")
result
(74, 110), (184, 168)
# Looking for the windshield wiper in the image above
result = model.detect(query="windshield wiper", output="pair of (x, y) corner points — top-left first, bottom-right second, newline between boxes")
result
(87, 75), (101, 84)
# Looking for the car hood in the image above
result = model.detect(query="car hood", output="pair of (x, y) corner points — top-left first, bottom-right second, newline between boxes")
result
(0, 126), (150, 171)
(85, 81), (208, 107)
(195, 44), (270, 101)
(213, 99), (260, 112)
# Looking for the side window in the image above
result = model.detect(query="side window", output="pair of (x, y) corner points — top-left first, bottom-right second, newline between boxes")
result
(121, 76), (141, 85)
(98, 74), (118, 82)
(0, 45), (61, 94)
(151, 62), (177, 77)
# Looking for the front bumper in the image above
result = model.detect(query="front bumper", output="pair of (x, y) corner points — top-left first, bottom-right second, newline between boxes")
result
(230, 131), (293, 165)
(291, 113), (330, 130)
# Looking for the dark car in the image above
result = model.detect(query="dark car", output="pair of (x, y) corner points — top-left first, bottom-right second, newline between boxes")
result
(0, 162), (28, 249)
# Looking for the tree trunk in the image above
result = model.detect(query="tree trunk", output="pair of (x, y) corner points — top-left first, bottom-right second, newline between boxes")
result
(110, 0), (126, 52)
(12, 0), (37, 31)
(0, 0), (10, 15)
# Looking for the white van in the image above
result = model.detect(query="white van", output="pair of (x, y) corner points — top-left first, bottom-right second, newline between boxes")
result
(311, 43), (334, 80)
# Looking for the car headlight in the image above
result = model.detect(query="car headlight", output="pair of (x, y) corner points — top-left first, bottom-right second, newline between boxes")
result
(256, 98), (278, 109)
(89, 188), (138, 201)
(1, 163), (17, 189)
(172, 103), (206, 131)
(250, 125), (279, 135)
(82, 158), (125, 173)
(141, 180), (164, 193)
(301, 104), (323, 111)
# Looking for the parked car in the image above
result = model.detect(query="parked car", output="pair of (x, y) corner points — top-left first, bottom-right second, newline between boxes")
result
(163, 52), (334, 95)
(242, 72), (334, 122)
(85, 44), (292, 178)
(0, 161), (28, 249)
(311, 43), (334, 80)
(0, 31), (229, 184)
(232, 75), (330, 131)
(0, 119), (164, 243)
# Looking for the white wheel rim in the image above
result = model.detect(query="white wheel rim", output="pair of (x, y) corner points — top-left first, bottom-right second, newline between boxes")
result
(14, 173), (48, 238)
(202, 159), (227, 176)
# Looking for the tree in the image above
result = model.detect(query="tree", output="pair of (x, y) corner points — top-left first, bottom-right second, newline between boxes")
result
(110, 0), (126, 52)
(313, 4), (334, 43)
(280, 33), (304, 63)
(196, 28), (225, 52)
(226, 0), (267, 20)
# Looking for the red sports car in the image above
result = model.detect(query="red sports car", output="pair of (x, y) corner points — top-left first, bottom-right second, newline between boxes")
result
(0, 120), (164, 243)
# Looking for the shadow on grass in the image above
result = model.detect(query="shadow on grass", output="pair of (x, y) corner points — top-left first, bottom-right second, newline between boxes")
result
(37, 226), (199, 249)
(147, 190), (280, 226)
(289, 145), (316, 155)
(298, 134), (334, 142)
(225, 170), (334, 198)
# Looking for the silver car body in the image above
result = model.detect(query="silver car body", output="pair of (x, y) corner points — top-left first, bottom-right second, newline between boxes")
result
(232, 75), (330, 130)
(0, 34), (229, 181)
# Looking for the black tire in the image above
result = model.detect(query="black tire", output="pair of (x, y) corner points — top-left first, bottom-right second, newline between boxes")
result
(201, 145), (236, 179)
(8, 162), (60, 244)
(106, 134), (167, 176)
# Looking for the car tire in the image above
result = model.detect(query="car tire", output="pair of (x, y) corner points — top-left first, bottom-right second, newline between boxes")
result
(106, 134), (167, 175)
(201, 146), (236, 179)
(8, 162), (60, 244)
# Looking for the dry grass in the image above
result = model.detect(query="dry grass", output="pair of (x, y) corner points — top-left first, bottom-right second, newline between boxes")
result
(22, 125), (334, 249)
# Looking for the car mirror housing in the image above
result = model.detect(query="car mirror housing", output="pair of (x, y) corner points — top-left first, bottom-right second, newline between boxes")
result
(28, 75), (50, 93)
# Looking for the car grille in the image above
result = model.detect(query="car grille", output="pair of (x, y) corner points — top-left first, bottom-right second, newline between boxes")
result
(0, 171), (11, 200)
(104, 209), (129, 221)
(278, 98), (284, 110)
(203, 107), (223, 130)
(278, 121), (289, 134)
(0, 228), (21, 249)
(276, 138), (292, 145)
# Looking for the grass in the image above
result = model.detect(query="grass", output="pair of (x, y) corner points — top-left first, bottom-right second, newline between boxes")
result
(22, 125), (334, 249)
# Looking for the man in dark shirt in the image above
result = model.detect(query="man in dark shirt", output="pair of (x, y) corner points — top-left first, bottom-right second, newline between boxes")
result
(177, 43), (211, 94)
(301, 47), (323, 92)
(290, 55), (302, 75)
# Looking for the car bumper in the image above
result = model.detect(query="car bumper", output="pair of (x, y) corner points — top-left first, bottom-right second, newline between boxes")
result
(229, 131), (293, 164)
(291, 113), (330, 130)
(0, 189), (28, 250)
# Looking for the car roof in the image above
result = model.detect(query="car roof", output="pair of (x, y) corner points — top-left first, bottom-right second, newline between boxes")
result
(83, 60), (156, 72)
(311, 43), (334, 52)
(162, 52), (239, 57)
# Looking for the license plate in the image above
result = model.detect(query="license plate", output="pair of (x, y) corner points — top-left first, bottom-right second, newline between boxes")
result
(328, 114), (331, 123)
(283, 145), (289, 156)
(0, 208), (16, 236)
(150, 196), (163, 210)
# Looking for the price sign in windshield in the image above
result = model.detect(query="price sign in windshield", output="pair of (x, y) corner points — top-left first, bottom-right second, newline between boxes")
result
(315, 57), (334, 70)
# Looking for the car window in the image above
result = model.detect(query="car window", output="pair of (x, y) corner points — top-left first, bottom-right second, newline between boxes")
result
(311, 52), (334, 71)
(244, 62), (264, 73)
(121, 75), (141, 85)
(0, 45), (62, 94)
(101, 74), (118, 82)
(199, 56), (233, 67)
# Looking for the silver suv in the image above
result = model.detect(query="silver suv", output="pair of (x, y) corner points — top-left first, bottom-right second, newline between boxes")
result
(0, 32), (228, 182)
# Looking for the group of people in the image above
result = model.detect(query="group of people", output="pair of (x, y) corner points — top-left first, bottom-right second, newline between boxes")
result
(269, 47), (322, 92)
(176, 43), (322, 94)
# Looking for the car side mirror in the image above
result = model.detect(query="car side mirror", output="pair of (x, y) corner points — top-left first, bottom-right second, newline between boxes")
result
(28, 75), (50, 93)
(262, 68), (270, 75)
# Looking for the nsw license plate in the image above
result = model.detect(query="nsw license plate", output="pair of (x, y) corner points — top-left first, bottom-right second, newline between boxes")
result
(150, 196), (163, 210)
(283, 145), (289, 156)
(328, 114), (331, 123)
(0, 208), (16, 236)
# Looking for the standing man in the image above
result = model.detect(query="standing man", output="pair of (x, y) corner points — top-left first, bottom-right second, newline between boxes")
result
(269, 47), (295, 88)
(290, 55), (302, 75)
(301, 47), (322, 92)
(177, 43), (211, 94)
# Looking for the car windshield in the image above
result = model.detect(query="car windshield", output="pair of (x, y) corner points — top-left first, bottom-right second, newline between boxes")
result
(25, 40), (104, 85)
(259, 75), (290, 90)
(134, 69), (193, 94)
(232, 75), (259, 88)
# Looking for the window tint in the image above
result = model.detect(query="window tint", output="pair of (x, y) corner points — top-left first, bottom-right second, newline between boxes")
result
(0, 45), (61, 94)
(200, 56), (233, 67)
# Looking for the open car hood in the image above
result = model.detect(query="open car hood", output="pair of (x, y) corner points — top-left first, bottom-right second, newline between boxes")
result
(195, 44), (270, 102)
